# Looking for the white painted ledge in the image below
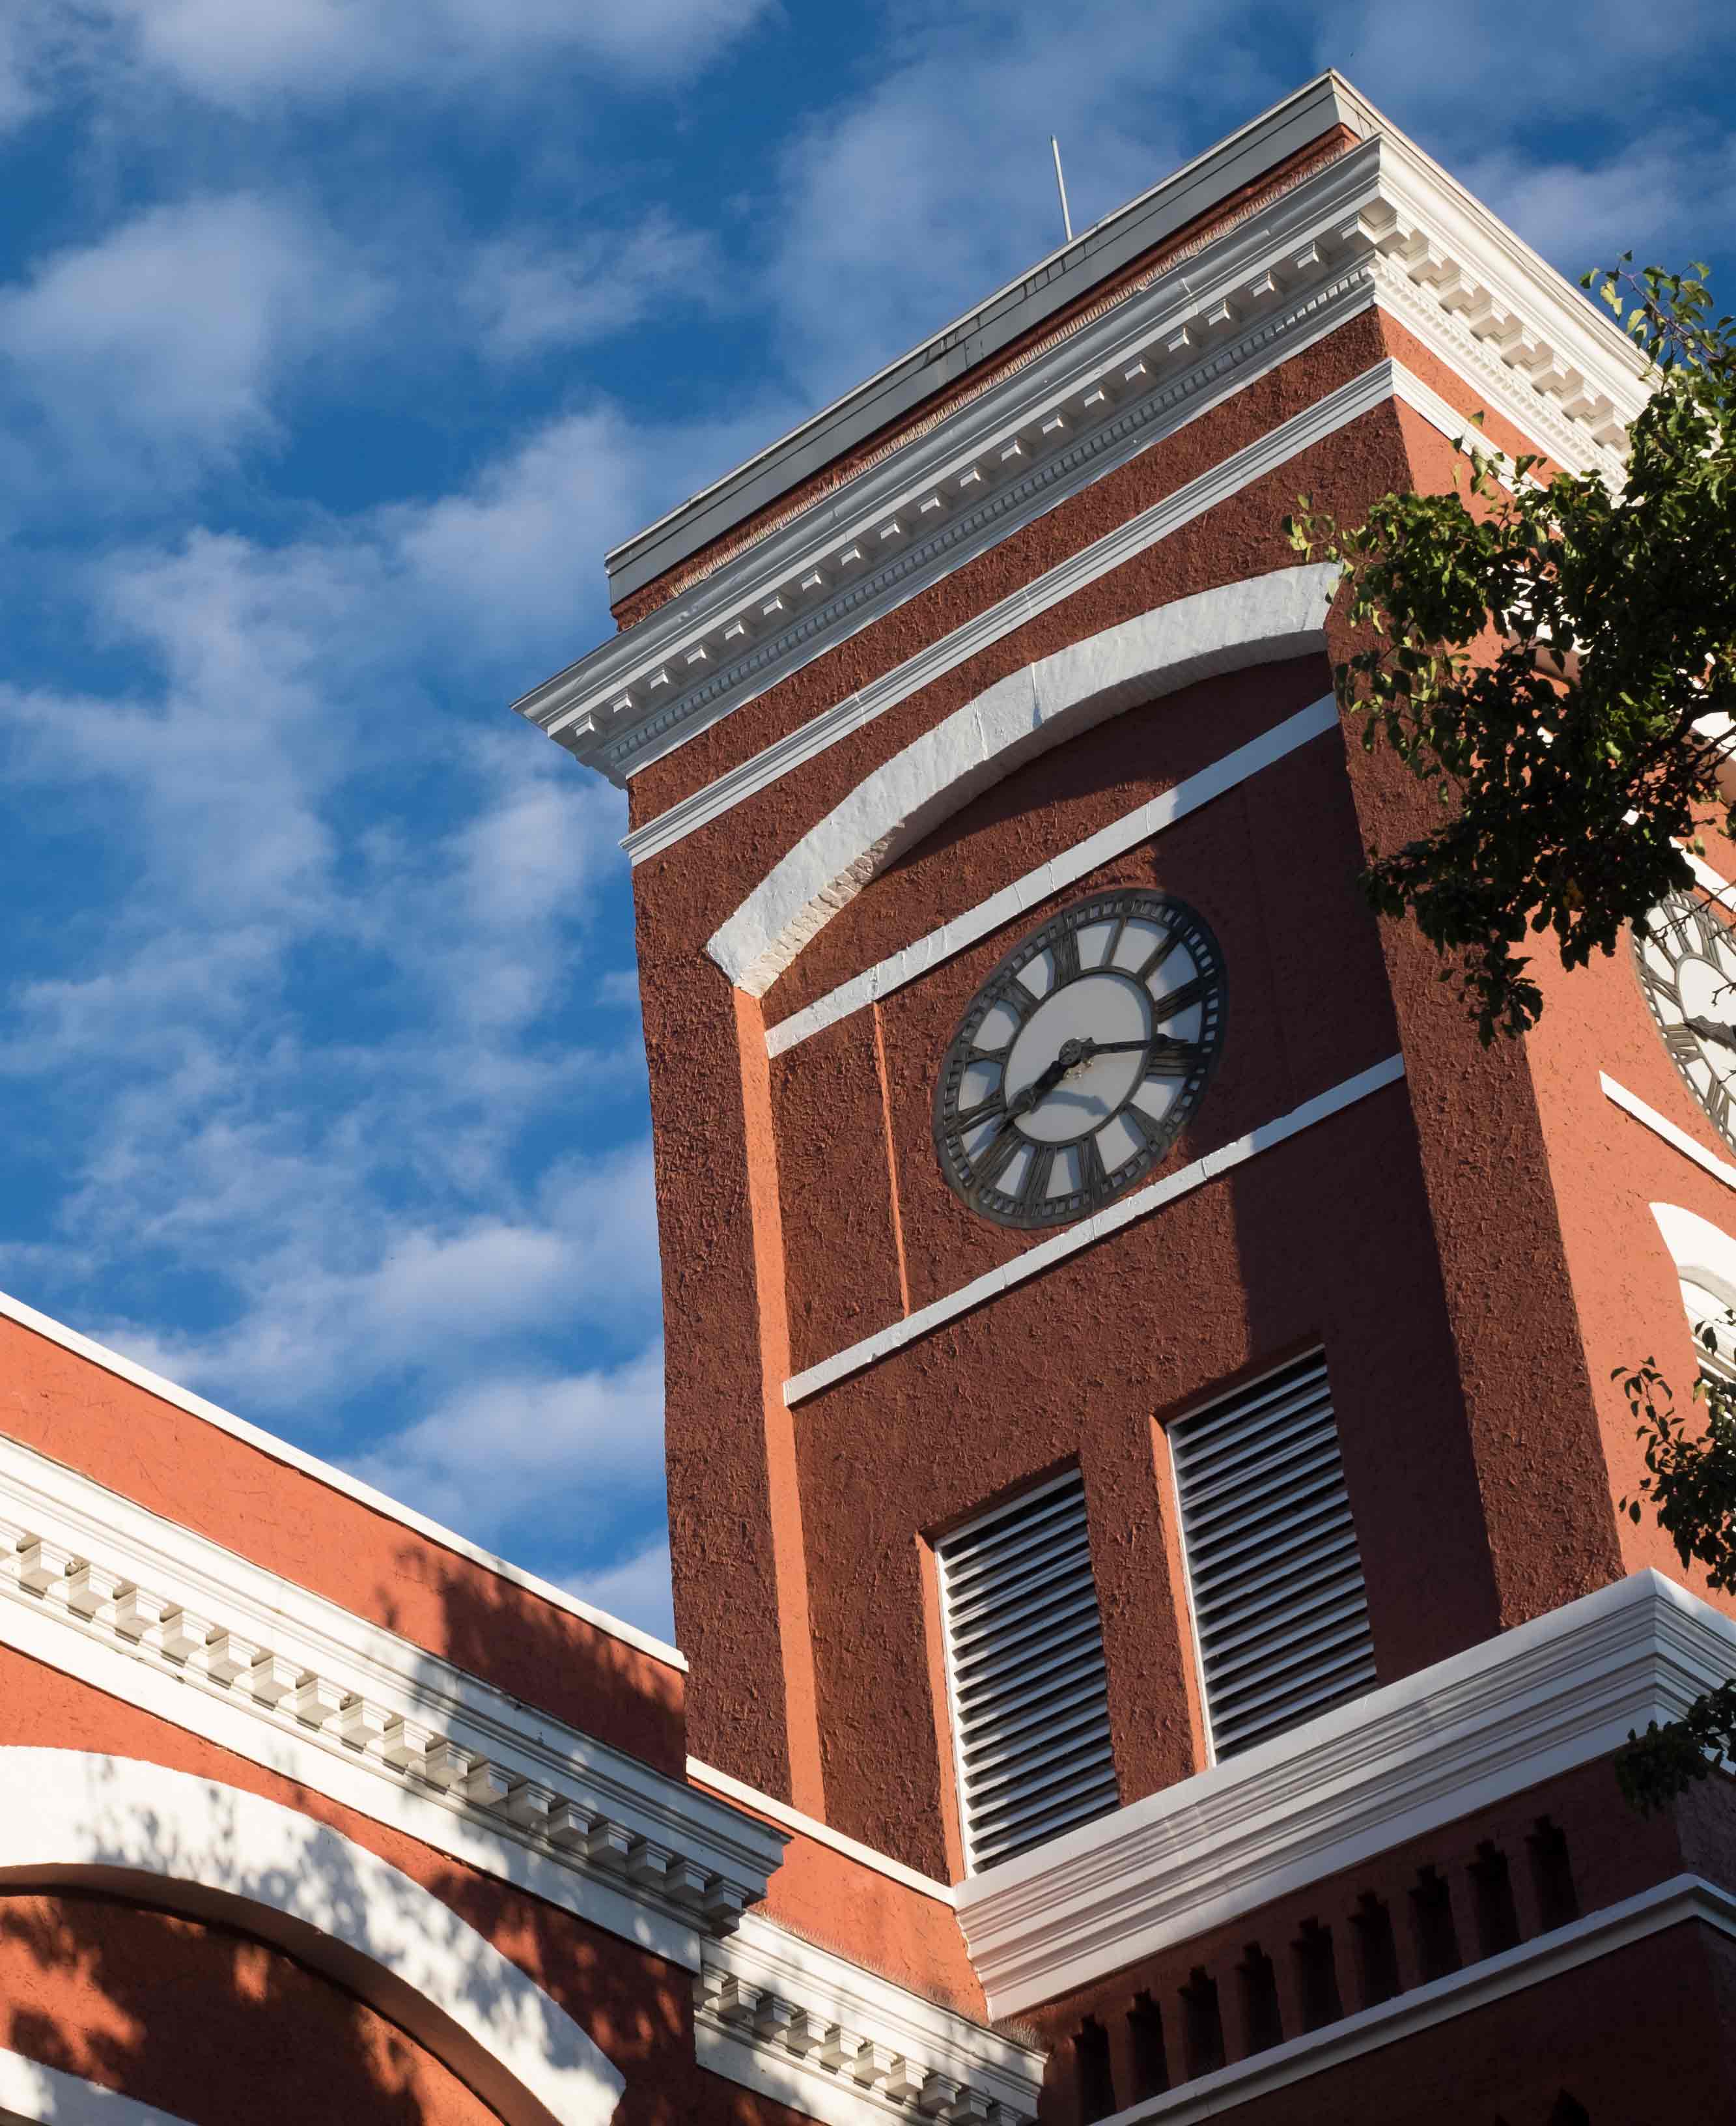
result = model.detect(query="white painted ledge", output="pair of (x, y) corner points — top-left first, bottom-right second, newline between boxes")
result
(0, 1281), (684, 1671)
(765, 694), (1339, 1056)
(786, 1055), (1406, 1406)
(688, 1757), (954, 1904)
(1106, 1872), (1735, 2123)
(0, 2048), (196, 2126)
(0, 1749), (624, 2126)
(955, 1568), (1735, 2017)
(1602, 1073), (1736, 1193)
(709, 564), (1341, 999)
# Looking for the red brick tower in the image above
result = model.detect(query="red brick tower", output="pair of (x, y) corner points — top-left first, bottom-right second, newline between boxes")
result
(518, 71), (1736, 2124)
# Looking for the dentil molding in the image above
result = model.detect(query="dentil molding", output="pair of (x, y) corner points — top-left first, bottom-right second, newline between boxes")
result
(695, 1911), (1043, 2126)
(514, 130), (1645, 796)
(0, 1428), (781, 1970)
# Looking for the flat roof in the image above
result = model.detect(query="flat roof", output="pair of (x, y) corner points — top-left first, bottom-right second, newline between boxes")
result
(605, 70), (1379, 606)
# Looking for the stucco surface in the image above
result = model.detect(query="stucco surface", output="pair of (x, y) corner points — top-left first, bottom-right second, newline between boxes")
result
(0, 1312), (683, 1775)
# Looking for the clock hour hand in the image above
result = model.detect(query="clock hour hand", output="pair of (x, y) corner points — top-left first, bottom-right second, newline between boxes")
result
(1685, 1014), (1736, 1055)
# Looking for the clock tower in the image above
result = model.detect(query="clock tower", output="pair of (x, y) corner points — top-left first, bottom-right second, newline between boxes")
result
(518, 72), (1736, 2124)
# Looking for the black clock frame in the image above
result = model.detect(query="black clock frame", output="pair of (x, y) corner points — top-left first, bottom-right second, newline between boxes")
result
(1634, 888), (1736, 1152)
(933, 889), (1227, 1230)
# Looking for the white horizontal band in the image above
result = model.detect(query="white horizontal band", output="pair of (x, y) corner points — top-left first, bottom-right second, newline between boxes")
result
(765, 695), (1338, 1056)
(785, 1055), (1405, 1404)
(688, 1756), (954, 1903)
(1603, 1073), (1736, 1192)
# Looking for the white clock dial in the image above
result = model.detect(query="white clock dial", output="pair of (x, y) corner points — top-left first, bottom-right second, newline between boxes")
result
(1635, 889), (1736, 1149)
(934, 890), (1227, 1228)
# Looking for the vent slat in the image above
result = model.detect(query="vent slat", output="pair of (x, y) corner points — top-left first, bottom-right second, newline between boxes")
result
(1173, 1352), (1377, 1763)
(939, 1471), (1117, 1872)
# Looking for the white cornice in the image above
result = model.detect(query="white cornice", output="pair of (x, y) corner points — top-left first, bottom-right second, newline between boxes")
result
(515, 132), (1644, 797)
(1105, 1873), (1736, 2124)
(695, 1912), (1043, 2126)
(0, 1280), (684, 1672)
(1603, 1072), (1736, 1193)
(954, 1568), (1730, 2018)
(0, 1430), (782, 1969)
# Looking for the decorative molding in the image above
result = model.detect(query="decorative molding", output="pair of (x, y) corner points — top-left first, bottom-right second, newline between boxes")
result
(0, 1280), (684, 1673)
(689, 1757), (955, 1905)
(1602, 1073), (1736, 1194)
(1108, 1873), (1736, 2123)
(694, 1912), (1042, 2126)
(0, 2046), (197, 2126)
(0, 1431), (782, 1970)
(516, 131), (1644, 796)
(713, 568), (1336, 998)
(0, 1748), (624, 2126)
(763, 694), (1339, 1055)
(954, 1569), (1734, 2017)
(786, 1055), (1405, 1406)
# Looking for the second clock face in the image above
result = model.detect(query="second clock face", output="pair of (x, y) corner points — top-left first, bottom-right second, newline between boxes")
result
(934, 890), (1227, 1228)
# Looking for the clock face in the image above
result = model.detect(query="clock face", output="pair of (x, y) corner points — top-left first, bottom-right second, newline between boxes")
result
(1634, 889), (1736, 1150)
(934, 890), (1227, 1229)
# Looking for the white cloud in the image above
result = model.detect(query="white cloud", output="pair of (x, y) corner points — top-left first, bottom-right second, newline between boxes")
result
(566, 1535), (675, 1645)
(0, 194), (378, 490)
(84, 0), (775, 105)
(344, 1344), (666, 1540)
(463, 218), (716, 364)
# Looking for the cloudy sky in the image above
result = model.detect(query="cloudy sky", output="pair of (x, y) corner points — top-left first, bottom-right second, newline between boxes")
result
(1, 2), (1731, 1641)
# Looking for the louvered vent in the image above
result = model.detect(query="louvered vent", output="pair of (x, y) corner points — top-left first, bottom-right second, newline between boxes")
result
(937, 1471), (1118, 1872)
(1171, 1352), (1377, 1761)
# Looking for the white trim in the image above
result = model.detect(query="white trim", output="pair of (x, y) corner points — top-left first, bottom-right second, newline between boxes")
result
(1650, 1202), (1736, 1314)
(712, 567), (1339, 999)
(0, 2049), (196, 2126)
(0, 1283), (684, 1671)
(954, 1568), (1733, 2017)
(687, 1757), (954, 1904)
(623, 351), (1532, 870)
(1601, 1073), (1736, 1193)
(765, 695), (1339, 1055)
(0, 1748), (624, 2126)
(521, 126), (1644, 791)
(1105, 1873), (1736, 2123)
(786, 1056), (1406, 1406)
(0, 1433), (783, 1968)
(695, 1911), (1043, 2126)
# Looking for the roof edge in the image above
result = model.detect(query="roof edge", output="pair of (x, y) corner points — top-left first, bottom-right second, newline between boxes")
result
(604, 71), (1377, 606)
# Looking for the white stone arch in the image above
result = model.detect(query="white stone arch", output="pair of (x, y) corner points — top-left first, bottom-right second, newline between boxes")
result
(708, 563), (1339, 996)
(0, 1749), (624, 2126)
(1650, 1202), (1736, 1380)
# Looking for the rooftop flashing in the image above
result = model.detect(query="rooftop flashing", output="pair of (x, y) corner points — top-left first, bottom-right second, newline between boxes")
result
(604, 71), (1377, 606)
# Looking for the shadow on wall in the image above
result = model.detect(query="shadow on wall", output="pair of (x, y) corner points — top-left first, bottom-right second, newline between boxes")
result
(0, 1747), (636, 2126)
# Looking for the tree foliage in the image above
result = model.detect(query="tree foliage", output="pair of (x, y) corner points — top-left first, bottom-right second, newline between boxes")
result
(1289, 263), (1736, 1812)
(1287, 259), (1736, 1042)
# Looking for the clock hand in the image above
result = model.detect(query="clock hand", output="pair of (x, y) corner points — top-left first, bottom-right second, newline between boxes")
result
(1685, 1014), (1736, 1055)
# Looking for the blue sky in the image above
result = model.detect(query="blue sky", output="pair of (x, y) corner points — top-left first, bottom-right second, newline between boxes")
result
(1, 2), (1732, 1643)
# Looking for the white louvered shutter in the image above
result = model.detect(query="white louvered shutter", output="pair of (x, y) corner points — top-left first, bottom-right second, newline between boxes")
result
(937, 1471), (1118, 1872)
(1170, 1352), (1377, 1760)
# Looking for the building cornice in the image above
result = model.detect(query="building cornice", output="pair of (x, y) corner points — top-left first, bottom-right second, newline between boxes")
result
(0, 1430), (782, 1969)
(953, 1569), (1731, 2018)
(695, 1912), (1043, 2126)
(514, 132), (1645, 797)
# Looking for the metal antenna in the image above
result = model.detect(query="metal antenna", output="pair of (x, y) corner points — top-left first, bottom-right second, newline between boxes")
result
(1050, 135), (1074, 245)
